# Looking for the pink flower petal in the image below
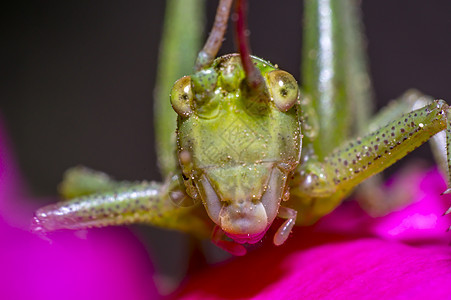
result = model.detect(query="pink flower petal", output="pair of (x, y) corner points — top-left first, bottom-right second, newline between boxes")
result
(0, 113), (29, 225)
(0, 113), (160, 300)
(315, 168), (451, 244)
(370, 168), (451, 243)
(0, 223), (159, 300)
(177, 232), (451, 299)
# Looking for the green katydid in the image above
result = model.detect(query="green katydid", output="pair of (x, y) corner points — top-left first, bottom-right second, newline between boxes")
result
(32, 0), (451, 256)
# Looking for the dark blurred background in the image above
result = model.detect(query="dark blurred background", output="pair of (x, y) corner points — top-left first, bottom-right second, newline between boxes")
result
(1, 0), (450, 287)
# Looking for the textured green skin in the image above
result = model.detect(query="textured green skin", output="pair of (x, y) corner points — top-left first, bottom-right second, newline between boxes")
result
(177, 55), (300, 177)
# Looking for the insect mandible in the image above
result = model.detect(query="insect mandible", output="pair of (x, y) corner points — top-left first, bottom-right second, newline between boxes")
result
(31, 0), (451, 256)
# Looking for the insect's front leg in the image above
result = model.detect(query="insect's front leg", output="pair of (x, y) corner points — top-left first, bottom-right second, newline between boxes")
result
(356, 90), (448, 215)
(365, 90), (448, 172)
(32, 171), (211, 239)
(289, 100), (451, 225)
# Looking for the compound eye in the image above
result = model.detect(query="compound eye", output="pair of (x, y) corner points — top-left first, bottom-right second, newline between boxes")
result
(266, 70), (299, 112)
(170, 76), (193, 117)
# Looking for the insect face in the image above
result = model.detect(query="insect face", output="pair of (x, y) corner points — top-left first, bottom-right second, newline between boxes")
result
(172, 54), (302, 243)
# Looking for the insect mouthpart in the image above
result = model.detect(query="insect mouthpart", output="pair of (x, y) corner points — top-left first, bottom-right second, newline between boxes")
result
(197, 165), (287, 244)
(219, 197), (269, 244)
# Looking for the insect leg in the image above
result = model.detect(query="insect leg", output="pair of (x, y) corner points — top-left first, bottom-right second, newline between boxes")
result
(290, 100), (451, 224)
(302, 0), (373, 159)
(329, 100), (451, 192)
(154, 0), (204, 177)
(356, 90), (448, 215)
(365, 90), (447, 170)
(58, 166), (133, 199)
(32, 175), (211, 239)
(290, 0), (375, 224)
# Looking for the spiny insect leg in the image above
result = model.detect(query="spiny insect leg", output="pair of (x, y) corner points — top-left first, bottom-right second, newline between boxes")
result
(290, 100), (451, 224)
(33, 182), (163, 233)
(367, 90), (448, 176)
(357, 90), (449, 215)
(326, 100), (451, 192)
(32, 175), (210, 239)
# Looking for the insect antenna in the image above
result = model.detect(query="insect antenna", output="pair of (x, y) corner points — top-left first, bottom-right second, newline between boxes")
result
(195, 0), (234, 71)
(234, 0), (266, 92)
